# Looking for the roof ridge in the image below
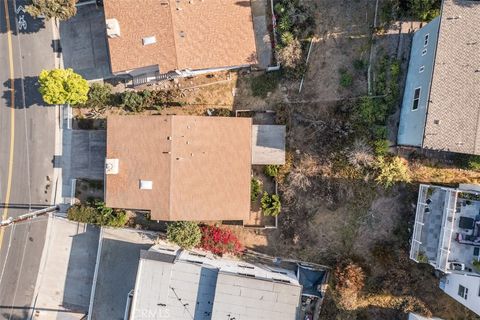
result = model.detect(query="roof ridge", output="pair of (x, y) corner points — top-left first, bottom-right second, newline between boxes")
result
(167, 0), (180, 70)
(168, 115), (174, 220)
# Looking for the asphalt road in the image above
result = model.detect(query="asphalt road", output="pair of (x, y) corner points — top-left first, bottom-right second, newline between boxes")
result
(0, 0), (56, 319)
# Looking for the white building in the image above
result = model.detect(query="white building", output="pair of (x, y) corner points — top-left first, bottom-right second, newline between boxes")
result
(410, 183), (480, 316)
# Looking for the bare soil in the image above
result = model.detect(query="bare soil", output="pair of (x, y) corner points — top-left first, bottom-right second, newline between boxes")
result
(234, 1), (480, 319)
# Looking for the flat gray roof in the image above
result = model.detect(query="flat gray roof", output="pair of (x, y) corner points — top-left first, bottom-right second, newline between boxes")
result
(423, 0), (480, 154)
(131, 256), (218, 319)
(130, 249), (302, 320)
(211, 272), (301, 320)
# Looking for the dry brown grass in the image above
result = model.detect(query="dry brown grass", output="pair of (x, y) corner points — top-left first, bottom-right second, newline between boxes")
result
(409, 161), (480, 185)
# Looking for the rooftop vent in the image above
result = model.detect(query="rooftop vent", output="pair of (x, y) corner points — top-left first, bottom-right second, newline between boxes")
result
(142, 36), (157, 46)
(139, 180), (153, 190)
(106, 19), (121, 38)
(105, 159), (119, 174)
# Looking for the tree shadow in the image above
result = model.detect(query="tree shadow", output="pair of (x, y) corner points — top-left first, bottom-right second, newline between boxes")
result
(0, 0), (46, 35)
(1, 308), (29, 320)
(15, 14), (46, 35)
(2, 76), (43, 109)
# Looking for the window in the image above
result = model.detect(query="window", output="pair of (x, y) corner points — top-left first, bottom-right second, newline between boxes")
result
(458, 285), (468, 299)
(424, 34), (429, 46)
(474, 247), (480, 257)
(419, 66), (425, 73)
(412, 88), (421, 110)
(422, 48), (427, 56)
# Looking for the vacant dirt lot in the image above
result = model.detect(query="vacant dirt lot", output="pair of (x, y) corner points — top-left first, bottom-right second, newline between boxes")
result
(300, 0), (374, 101)
(233, 0), (480, 319)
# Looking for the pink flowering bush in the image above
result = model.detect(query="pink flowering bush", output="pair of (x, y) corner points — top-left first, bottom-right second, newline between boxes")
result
(199, 225), (244, 256)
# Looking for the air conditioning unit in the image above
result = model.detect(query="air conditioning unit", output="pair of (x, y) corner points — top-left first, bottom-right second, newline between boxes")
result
(106, 18), (121, 38)
(105, 159), (119, 175)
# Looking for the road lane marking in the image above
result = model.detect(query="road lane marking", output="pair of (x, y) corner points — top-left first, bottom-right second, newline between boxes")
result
(0, 0), (17, 254)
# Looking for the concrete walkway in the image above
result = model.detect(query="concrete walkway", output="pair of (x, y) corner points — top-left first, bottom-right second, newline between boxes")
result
(31, 216), (100, 319)
(251, 0), (272, 68)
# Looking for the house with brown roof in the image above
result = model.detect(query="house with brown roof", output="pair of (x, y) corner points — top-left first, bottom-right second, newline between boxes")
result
(103, 0), (258, 85)
(104, 115), (285, 222)
(397, 0), (480, 155)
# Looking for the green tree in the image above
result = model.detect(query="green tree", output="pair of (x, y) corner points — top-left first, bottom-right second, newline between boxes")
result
(408, 0), (440, 21)
(38, 68), (89, 105)
(26, 0), (77, 21)
(167, 221), (202, 249)
(261, 192), (282, 216)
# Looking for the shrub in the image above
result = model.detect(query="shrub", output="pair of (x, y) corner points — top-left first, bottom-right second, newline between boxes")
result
(390, 60), (401, 79)
(473, 260), (480, 272)
(280, 31), (294, 45)
(355, 96), (388, 125)
(274, 3), (286, 14)
(264, 165), (279, 177)
(339, 69), (353, 88)
(278, 15), (292, 32)
(418, 251), (429, 263)
(333, 261), (365, 311)
(408, 0), (440, 21)
(200, 225), (243, 256)
(167, 221), (202, 249)
(468, 155), (480, 171)
(261, 192), (282, 216)
(208, 108), (232, 117)
(372, 125), (387, 140)
(85, 83), (113, 109)
(120, 90), (152, 112)
(95, 201), (128, 227)
(347, 138), (375, 170)
(373, 139), (390, 156)
(67, 204), (97, 223)
(67, 201), (127, 227)
(375, 156), (411, 188)
(251, 178), (262, 202)
(278, 38), (303, 65)
(250, 73), (279, 98)
(353, 59), (366, 71)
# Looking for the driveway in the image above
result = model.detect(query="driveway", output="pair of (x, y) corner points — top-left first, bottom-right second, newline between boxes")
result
(32, 216), (100, 319)
(59, 4), (111, 80)
(70, 130), (106, 180)
(60, 127), (106, 205)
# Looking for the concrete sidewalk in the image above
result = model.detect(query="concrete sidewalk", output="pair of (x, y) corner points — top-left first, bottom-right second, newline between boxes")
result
(31, 216), (100, 319)
(251, 0), (273, 68)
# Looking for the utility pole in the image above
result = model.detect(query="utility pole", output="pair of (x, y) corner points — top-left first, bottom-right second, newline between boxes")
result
(0, 205), (58, 227)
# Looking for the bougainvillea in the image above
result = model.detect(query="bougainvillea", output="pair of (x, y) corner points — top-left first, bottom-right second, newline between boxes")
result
(199, 225), (244, 256)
